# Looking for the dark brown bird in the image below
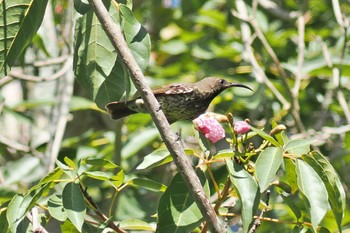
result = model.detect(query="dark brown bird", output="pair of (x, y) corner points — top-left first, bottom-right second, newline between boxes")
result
(105, 77), (252, 123)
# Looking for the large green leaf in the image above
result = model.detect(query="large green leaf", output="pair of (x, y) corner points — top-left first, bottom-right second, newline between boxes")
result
(302, 151), (346, 231)
(255, 147), (283, 192)
(157, 170), (209, 233)
(48, 195), (67, 222)
(120, 4), (150, 72)
(62, 183), (86, 232)
(226, 159), (260, 233)
(0, 0), (48, 76)
(74, 3), (150, 109)
(74, 2), (130, 109)
(296, 159), (329, 230)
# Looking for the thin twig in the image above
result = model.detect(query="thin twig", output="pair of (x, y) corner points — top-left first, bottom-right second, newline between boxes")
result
(257, 0), (298, 21)
(79, 184), (128, 233)
(87, 1), (224, 232)
(7, 57), (72, 82)
(233, 0), (290, 110)
(0, 133), (30, 152)
(47, 56), (74, 172)
(248, 190), (270, 233)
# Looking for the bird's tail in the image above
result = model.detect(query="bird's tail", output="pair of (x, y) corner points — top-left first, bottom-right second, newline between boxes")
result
(105, 101), (137, 120)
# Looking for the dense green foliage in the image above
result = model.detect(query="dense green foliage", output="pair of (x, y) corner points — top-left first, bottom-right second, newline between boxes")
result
(0, 0), (349, 232)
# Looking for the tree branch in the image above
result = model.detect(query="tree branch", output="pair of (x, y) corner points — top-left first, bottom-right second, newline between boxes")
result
(87, 1), (224, 232)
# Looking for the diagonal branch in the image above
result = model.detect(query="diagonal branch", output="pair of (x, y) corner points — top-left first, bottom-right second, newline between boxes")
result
(87, 1), (224, 232)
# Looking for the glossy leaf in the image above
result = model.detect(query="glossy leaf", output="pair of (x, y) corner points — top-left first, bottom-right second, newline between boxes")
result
(120, 4), (150, 72)
(48, 195), (67, 222)
(6, 195), (25, 233)
(0, 0), (48, 75)
(82, 158), (119, 169)
(62, 183), (86, 232)
(255, 147), (283, 192)
(136, 149), (173, 170)
(226, 159), (260, 233)
(296, 159), (328, 230)
(302, 151), (346, 231)
(284, 158), (298, 194)
(251, 127), (280, 148)
(157, 170), (209, 233)
(74, 3), (130, 109)
(127, 178), (167, 192)
(284, 139), (313, 155)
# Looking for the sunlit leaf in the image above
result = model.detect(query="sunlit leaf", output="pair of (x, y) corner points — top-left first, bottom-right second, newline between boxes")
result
(226, 159), (259, 233)
(0, 0), (48, 75)
(296, 159), (328, 230)
(255, 147), (283, 192)
(157, 170), (209, 233)
(284, 139), (313, 155)
(128, 178), (167, 192)
(302, 151), (346, 231)
(62, 183), (86, 231)
(48, 195), (67, 222)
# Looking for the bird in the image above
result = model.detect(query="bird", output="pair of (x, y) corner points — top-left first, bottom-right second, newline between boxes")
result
(105, 77), (252, 123)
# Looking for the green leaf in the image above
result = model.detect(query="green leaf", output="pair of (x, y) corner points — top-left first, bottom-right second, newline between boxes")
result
(61, 219), (80, 233)
(6, 183), (50, 232)
(127, 178), (167, 192)
(157, 170), (209, 233)
(296, 159), (328, 230)
(251, 127), (281, 148)
(48, 195), (67, 222)
(281, 194), (301, 220)
(120, 4), (150, 72)
(255, 147), (283, 192)
(0, 0), (48, 75)
(283, 158), (298, 194)
(121, 128), (160, 160)
(119, 219), (153, 231)
(284, 139), (313, 155)
(213, 149), (235, 159)
(83, 169), (124, 189)
(302, 151), (346, 231)
(69, 96), (98, 112)
(136, 149), (173, 170)
(0, 206), (9, 233)
(226, 159), (260, 233)
(82, 158), (119, 169)
(74, 4), (131, 109)
(62, 183), (86, 232)
(6, 195), (25, 233)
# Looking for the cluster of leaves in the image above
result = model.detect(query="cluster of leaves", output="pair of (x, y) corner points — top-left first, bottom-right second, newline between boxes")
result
(0, 0), (349, 233)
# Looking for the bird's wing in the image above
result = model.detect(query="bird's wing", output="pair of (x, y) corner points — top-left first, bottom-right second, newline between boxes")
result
(152, 83), (194, 96)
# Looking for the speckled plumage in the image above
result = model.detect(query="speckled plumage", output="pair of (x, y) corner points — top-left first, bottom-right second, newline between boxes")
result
(105, 77), (252, 123)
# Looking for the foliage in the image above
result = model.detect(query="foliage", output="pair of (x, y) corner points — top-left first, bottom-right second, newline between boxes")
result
(0, 0), (350, 232)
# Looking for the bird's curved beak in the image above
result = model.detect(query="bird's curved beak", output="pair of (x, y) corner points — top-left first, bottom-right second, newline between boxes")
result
(229, 83), (253, 92)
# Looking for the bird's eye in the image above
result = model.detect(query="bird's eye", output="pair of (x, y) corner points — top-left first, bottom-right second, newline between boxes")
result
(219, 79), (225, 84)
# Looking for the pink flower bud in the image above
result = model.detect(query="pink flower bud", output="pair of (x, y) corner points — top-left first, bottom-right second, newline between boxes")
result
(234, 121), (251, 135)
(193, 113), (225, 143)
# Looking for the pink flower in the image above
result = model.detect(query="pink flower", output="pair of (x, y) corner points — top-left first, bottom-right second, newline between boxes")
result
(193, 113), (225, 143)
(234, 121), (251, 134)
